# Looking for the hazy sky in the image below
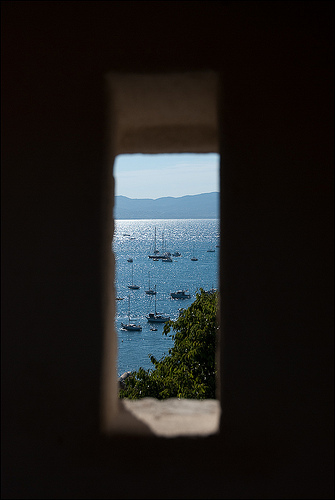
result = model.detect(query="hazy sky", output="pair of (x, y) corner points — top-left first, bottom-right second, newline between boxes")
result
(114, 153), (220, 199)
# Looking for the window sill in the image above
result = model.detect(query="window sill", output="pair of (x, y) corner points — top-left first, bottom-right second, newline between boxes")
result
(112, 398), (221, 438)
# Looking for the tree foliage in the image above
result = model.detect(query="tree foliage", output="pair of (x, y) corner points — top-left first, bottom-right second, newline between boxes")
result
(119, 289), (218, 399)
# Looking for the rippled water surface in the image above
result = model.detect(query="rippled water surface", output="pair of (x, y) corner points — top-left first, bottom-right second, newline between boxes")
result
(113, 219), (219, 376)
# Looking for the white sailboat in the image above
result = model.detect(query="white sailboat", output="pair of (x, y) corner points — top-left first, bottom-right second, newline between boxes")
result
(145, 272), (156, 295)
(191, 243), (198, 261)
(148, 227), (161, 259)
(128, 262), (140, 290)
(149, 227), (171, 259)
(146, 286), (170, 323)
(121, 295), (142, 331)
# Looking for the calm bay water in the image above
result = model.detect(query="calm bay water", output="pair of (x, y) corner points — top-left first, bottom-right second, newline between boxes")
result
(113, 219), (219, 376)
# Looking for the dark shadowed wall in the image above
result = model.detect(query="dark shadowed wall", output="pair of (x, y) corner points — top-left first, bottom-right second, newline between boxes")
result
(2, 2), (333, 498)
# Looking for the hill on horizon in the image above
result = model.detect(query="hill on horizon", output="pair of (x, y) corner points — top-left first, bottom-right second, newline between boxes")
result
(114, 192), (219, 219)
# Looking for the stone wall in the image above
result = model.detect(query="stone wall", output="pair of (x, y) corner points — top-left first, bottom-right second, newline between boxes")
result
(2, 2), (333, 498)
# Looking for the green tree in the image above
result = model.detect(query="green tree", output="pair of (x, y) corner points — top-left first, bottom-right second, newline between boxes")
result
(119, 289), (218, 399)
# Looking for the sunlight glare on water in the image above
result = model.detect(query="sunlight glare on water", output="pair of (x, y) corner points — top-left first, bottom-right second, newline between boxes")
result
(113, 219), (219, 376)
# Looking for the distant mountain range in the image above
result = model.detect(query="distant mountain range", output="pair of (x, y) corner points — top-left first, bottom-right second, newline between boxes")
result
(114, 192), (219, 219)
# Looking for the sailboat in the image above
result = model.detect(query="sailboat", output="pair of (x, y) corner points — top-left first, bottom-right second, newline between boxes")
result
(148, 227), (170, 259)
(121, 295), (142, 331)
(148, 227), (161, 259)
(191, 243), (198, 261)
(145, 272), (156, 295)
(128, 262), (140, 290)
(162, 232), (173, 261)
(146, 286), (170, 323)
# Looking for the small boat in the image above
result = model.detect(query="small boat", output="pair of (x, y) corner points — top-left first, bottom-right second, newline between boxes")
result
(145, 272), (156, 295)
(121, 296), (142, 331)
(127, 257), (133, 263)
(148, 227), (162, 258)
(191, 243), (198, 261)
(146, 311), (170, 323)
(116, 297), (124, 301)
(121, 322), (142, 331)
(172, 251), (181, 257)
(128, 262), (140, 290)
(207, 248), (215, 253)
(170, 290), (191, 299)
(146, 286), (170, 323)
(148, 228), (171, 259)
(121, 323), (142, 332)
(150, 326), (158, 331)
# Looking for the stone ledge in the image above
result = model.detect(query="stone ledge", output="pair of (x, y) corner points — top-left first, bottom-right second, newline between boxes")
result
(120, 398), (221, 438)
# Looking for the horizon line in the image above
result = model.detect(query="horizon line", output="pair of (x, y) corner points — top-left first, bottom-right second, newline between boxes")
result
(115, 191), (219, 201)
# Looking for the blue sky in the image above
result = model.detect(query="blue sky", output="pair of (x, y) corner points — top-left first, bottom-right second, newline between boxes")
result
(113, 153), (220, 199)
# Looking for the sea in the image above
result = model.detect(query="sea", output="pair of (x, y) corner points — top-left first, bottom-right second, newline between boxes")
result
(113, 219), (220, 377)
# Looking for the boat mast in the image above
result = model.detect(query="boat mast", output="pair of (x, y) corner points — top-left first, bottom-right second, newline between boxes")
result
(128, 295), (130, 323)
(153, 226), (159, 254)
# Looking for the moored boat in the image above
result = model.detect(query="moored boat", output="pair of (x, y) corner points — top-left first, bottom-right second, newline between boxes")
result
(128, 262), (140, 290)
(121, 322), (142, 331)
(121, 296), (142, 331)
(148, 227), (163, 258)
(170, 290), (191, 299)
(145, 272), (156, 295)
(146, 286), (170, 323)
(191, 243), (198, 261)
(147, 312), (170, 323)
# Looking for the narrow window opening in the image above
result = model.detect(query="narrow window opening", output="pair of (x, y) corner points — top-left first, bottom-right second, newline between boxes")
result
(114, 153), (219, 380)
(101, 72), (221, 436)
